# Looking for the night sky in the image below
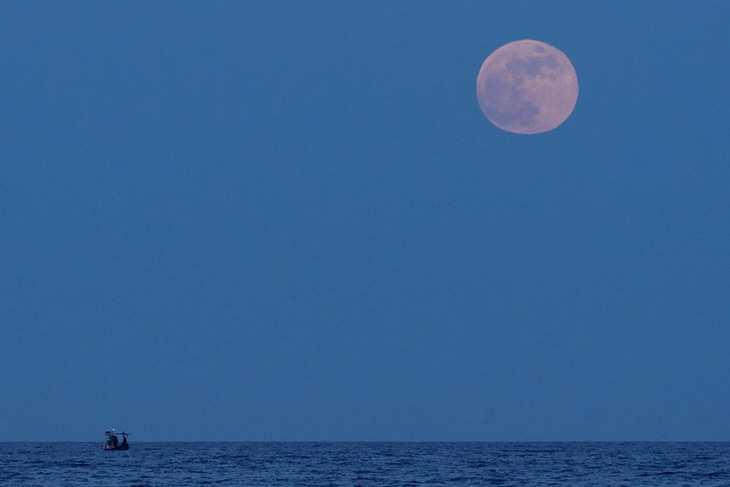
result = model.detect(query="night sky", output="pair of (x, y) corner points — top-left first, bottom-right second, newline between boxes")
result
(2, 1), (729, 441)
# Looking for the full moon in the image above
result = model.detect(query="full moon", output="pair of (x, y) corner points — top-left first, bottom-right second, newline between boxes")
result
(476, 39), (578, 134)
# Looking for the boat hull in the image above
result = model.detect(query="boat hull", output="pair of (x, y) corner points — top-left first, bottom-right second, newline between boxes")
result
(100, 444), (129, 451)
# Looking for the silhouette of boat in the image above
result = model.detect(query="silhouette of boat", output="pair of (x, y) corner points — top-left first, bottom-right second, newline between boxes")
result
(100, 429), (130, 450)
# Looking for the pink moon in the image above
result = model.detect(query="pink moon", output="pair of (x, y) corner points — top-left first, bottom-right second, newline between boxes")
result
(476, 40), (578, 134)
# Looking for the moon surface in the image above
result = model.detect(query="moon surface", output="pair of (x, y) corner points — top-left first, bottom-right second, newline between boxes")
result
(476, 40), (578, 134)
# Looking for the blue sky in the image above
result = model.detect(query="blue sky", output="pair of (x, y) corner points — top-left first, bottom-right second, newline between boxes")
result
(2, 1), (729, 441)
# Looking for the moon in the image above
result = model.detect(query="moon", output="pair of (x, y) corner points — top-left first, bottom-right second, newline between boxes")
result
(476, 40), (578, 134)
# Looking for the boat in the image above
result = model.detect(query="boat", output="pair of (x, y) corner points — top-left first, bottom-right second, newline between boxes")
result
(100, 429), (130, 450)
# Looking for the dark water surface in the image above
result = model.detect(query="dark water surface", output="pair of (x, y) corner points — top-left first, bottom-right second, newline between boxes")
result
(1, 442), (728, 486)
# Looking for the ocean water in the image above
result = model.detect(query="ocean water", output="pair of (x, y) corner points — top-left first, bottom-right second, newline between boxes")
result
(1, 442), (728, 486)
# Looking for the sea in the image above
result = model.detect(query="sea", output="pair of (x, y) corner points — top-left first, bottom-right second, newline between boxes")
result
(1, 442), (729, 486)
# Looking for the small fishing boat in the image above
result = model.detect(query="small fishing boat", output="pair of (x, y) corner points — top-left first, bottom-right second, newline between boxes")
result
(100, 429), (130, 450)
